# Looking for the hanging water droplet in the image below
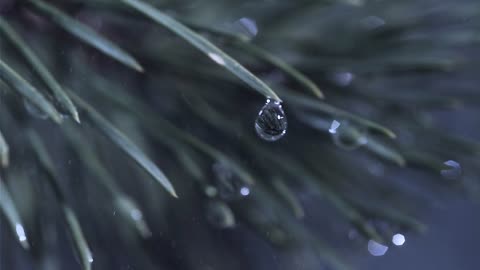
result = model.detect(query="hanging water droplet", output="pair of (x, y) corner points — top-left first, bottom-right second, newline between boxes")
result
(234, 17), (258, 38)
(392, 233), (406, 246)
(212, 162), (249, 200)
(23, 99), (48, 120)
(367, 240), (389, 256)
(330, 120), (368, 150)
(205, 201), (235, 229)
(441, 160), (462, 180)
(255, 99), (287, 142)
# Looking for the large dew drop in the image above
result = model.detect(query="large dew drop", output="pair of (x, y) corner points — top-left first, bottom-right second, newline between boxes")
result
(255, 99), (287, 142)
(329, 119), (367, 150)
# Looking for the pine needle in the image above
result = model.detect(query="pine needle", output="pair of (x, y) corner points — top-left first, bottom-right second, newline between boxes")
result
(0, 59), (63, 123)
(120, 0), (282, 102)
(0, 177), (30, 250)
(28, 131), (93, 270)
(0, 129), (8, 167)
(28, 0), (143, 72)
(68, 90), (178, 198)
(0, 17), (80, 122)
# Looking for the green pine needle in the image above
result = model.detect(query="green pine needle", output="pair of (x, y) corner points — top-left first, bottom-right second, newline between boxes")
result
(0, 17), (80, 123)
(28, 0), (144, 72)
(121, 0), (282, 102)
(0, 59), (63, 123)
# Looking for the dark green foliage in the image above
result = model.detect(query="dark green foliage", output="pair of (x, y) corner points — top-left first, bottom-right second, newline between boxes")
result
(0, 0), (479, 269)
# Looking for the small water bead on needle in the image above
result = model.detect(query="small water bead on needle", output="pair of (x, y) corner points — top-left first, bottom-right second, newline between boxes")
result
(23, 99), (48, 120)
(255, 99), (288, 142)
(329, 119), (368, 150)
(441, 160), (463, 180)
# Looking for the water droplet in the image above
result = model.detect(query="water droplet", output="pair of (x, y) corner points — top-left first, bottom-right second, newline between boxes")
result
(255, 99), (287, 142)
(212, 162), (248, 200)
(367, 240), (389, 256)
(204, 185), (218, 198)
(115, 197), (152, 238)
(392, 233), (406, 246)
(329, 120), (341, 134)
(331, 72), (354, 87)
(441, 160), (462, 180)
(15, 223), (27, 242)
(205, 201), (235, 229)
(208, 52), (226, 66)
(330, 120), (368, 150)
(240, 187), (250, 196)
(234, 17), (258, 38)
(23, 99), (48, 120)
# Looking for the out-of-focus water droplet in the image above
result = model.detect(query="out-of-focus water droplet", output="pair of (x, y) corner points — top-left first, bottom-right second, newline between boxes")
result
(392, 233), (406, 246)
(205, 185), (218, 198)
(23, 99), (48, 120)
(205, 201), (235, 229)
(240, 187), (250, 196)
(441, 160), (462, 180)
(234, 17), (258, 38)
(212, 162), (248, 200)
(331, 71), (354, 87)
(115, 197), (152, 238)
(360, 16), (386, 30)
(208, 52), (226, 66)
(367, 240), (389, 256)
(255, 99), (287, 142)
(330, 120), (368, 150)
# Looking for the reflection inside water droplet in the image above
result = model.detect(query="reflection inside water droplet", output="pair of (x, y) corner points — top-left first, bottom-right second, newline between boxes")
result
(441, 160), (462, 180)
(255, 99), (288, 142)
(208, 52), (226, 66)
(23, 99), (48, 120)
(330, 120), (368, 150)
(205, 201), (235, 229)
(367, 240), (388, 256)
(392, 233), (406, 246)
